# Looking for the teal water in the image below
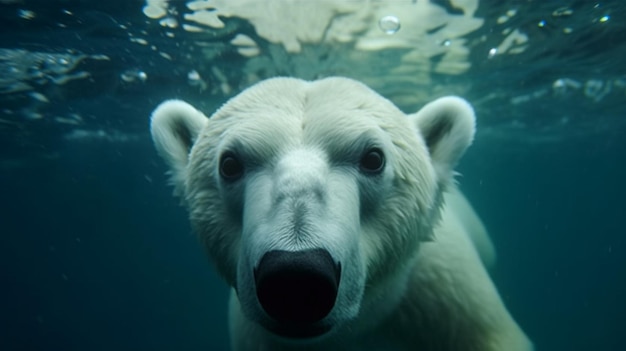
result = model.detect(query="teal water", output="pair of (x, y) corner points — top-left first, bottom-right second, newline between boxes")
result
(1, 1), (624, 350)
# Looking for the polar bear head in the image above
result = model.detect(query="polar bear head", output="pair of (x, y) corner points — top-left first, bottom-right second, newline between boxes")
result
(151, 77), (475, 339)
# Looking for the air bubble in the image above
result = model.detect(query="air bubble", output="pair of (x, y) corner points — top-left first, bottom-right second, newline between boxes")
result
(130, 37), (149, 45)
(29, 92), (49, 103)
(187, 70), (207, 89)
(552, 7), (573, 17)
(552, 78), (581, 96)
(160, 17), (178, 28)
(488, 47), (498, 59)
(188, 70), (201, 83)
(584, 79), (610, 102)
(378, 15), (401, 35)
(121, 69), (147, 83)
(18, 9), (36, 20)
(143, 4), (167, 19)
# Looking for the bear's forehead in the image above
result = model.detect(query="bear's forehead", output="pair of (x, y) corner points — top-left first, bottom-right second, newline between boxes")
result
(211, 77), (408, 149)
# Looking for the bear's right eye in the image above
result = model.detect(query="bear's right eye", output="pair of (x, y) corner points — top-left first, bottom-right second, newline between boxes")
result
(359, 148), (385, 174)
(219, 152), (244, 181)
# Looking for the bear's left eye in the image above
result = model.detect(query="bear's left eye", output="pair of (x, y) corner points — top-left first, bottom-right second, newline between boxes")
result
(219, 152), (244, 181)
(359, 148), (385, 174)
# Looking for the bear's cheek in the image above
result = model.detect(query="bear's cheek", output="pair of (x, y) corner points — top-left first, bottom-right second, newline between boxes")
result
(216, 179), (247, 222)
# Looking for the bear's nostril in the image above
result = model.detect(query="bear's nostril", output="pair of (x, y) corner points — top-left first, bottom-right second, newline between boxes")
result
(254, 249), (340, 325)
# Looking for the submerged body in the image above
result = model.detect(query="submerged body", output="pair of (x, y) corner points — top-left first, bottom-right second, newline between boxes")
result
(150, 77), (532, 351)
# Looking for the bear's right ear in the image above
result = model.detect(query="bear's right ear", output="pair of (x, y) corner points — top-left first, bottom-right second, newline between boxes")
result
(409, 96), (476, 186)
(150, 100), (208, 194)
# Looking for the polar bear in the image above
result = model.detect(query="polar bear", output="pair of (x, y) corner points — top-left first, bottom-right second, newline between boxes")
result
(150, 77), (532, 351)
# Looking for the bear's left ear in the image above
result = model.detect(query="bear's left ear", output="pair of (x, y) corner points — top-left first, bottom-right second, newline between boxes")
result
(409, 96), (475, 183)
(150, 100), (208, 195)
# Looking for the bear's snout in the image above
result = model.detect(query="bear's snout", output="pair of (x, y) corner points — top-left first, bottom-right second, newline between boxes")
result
(254, 249), (341, 336)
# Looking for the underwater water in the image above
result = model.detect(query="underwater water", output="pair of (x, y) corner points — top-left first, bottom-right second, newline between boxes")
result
(0, 0), (625, 350)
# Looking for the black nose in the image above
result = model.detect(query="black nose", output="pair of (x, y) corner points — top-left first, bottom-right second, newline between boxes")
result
(254, 249), (341, 325)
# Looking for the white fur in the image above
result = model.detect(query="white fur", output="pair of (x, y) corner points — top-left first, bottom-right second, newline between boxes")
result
(445, 186), (496, 268)
(236, 147), (366, 329)
(150, 77), (532, 351)
(410, 96), (476, 184)
(150, 100), (208, 196)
